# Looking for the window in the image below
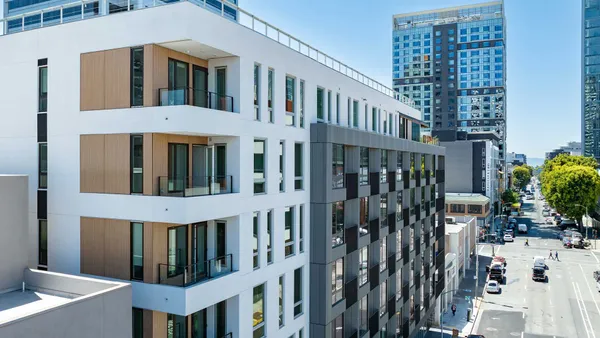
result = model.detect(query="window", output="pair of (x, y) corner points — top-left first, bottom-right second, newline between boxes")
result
(468, 204), (482, 214)
(396, 151), (403, 182)
(285, 76), (295, 126)
(253, 212), (259, 269)
(131, 47), (144, 107)
(38, 63), (48, 112)
(279, 276), (285, 327)
(294, 268), (303, 316)
(396, 230), (402, 262)
(410, 225), (415, 252)
(380, 237), (387, 272)
(347, 97), (352, 126)
(409, 260), (414, 287)
(410, 153), (415, 179)
(285, 207), (295, 257)
(38, 143), (47, 189)
(332, 314), (343, 338)
(380, 194), (388, 228)
(359, 295), (368, 336)
(421, 187), (425, 212)
(431, 155), (436, 177)
(359, 246), (368, 286)
(359, 197), (369, 236)
(332, 201), (344, 247)
(267, 210), (273, 264)
(332, 144), (345, 189)
(299, 204), (305, 253)
(410, 294), (415, 322)
(299, 328), (304, 338)
(254, 140), (266, 194)
(268, 68), (274, 122)
(360, 147), (369, 185)
(332, 258), (344, 305)
(131, 222), (143, 280)
(299, 80), (305, 128)
(279, 141), (285, 192)
(380, 280), (387, 317)
(167, 314), (187, 338)
(253, 284), (265, 337)
(372, 107), (378, 132)
(317, 87), (325, 121)
(410, 188), (415, 216)
(396, 191), (403, 222)
(292, 143), (304, 190)
(336, 93), (340, 124)
(364, 104), (368, 130)
(327, 90), (332, 122)
(450, 204), (465, 213)
(38, 220), (47, 267)
(132, 308), (143, 338)
(130, 135), (143, 194)
(380, 150), (387, 183)
(254, 64), (260, 120)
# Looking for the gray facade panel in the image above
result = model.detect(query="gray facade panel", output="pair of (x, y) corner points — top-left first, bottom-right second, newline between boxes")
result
(441, 141), (474, 193)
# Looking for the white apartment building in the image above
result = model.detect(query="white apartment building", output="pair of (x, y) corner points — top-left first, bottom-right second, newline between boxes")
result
(0, 1), (441, 338)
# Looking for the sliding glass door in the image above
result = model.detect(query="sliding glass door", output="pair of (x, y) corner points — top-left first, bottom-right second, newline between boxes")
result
(167, 314), (187, 338)
(168, 59), (189, 105)
(168, 143), (188, 193)
(167, 225), (187, 278)
(193, 222), (207, 281)
(193, 65), (208, 108)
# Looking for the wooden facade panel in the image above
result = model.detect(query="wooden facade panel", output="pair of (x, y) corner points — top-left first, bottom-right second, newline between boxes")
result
(143, 222), (154, 283)
(80, 135), (106, 193)
(152, 311), (167, 338)
(80, 217), (105, 276)
(152, 223), (169, 283)
(104, 48), (131, 109)
(143, 134), (154, 195)
(143, 45), (155, 107)
(152, 45), (170, 107)
(80, 52), (105, 111)
(104, 134), (131, 194)
(143, 310), (154, 338)
(152, 134), (169, 195)
(104, 219), (131, 280)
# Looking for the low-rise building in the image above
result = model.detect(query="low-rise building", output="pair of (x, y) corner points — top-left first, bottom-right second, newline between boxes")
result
(445, 193), (492, 230)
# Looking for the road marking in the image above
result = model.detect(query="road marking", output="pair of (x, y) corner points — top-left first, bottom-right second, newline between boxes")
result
(591, 251), (600, 264)
(521, 332), (524, 338)
(580, 264), (600, 322)
(573, 281), (596, 338)
(522, 312), (525, 319)
(479, 245), (485, 254)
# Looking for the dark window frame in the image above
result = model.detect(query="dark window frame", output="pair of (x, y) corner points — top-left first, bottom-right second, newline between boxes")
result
(130, 134), (143, 194)
(38, 219), (47, 267)
(130, 47), (144, 107)
(130, 222), (144, 280)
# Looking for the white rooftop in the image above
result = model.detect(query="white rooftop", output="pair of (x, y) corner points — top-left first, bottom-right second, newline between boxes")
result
(0, 290), (75, 325)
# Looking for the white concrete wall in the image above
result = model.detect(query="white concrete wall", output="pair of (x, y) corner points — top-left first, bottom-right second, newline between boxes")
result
(0, 175), (28, 291)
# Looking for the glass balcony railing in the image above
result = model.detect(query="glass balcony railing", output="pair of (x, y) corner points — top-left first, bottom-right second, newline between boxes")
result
(158, 176), (233, 197)
(158, 254), (233, 287)
(159, 87), (234, 112)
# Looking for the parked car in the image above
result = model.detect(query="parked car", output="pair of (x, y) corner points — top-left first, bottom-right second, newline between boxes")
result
(597, 280), (600, 292)
(526, 194), (534, 200)
(504, 234), (514, 242)
(486, 280), (501, 293)
(518, 224), (528, 234)
(542, 210), (550, 217)
(557, 231), (565, 240)
(493, 256), (507, 267)
(593, 270), (600, 281)
(559, 219), (577, 229)
(546, 218), (554, 225)
(563, 237), (573, 248)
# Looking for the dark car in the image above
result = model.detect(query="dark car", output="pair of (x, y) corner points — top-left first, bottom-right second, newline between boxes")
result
(532, 267), (547, 282)
(594, 270), (600, 281)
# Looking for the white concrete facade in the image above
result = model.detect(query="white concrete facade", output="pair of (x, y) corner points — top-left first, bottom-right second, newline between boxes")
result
(0, 2), (421, 338)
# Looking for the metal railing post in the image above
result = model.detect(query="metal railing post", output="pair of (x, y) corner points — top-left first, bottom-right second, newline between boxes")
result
(220, 0), (224, 16)
(21, 15), (25, 32)
(81, 1), (84, 19)
(60, 6), (63, 23)
(127, 0), (131, 10)
(40, 11), (44, 27)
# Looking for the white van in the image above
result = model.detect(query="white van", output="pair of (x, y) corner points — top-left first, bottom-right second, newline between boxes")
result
(518, 224), (528, 234)
(533, 256), (546, 269)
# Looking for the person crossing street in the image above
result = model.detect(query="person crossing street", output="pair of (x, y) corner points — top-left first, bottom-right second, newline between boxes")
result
(549, 250), (553, 260)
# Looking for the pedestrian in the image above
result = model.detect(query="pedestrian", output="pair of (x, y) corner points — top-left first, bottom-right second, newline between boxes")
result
(555, 250), (559, 261)
(549, 250), (553, 260)
(451, 303), (457, 317)
(525, 239), (529, 247)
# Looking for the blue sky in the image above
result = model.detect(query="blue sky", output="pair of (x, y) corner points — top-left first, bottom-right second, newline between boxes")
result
(241, 0), (581, 159)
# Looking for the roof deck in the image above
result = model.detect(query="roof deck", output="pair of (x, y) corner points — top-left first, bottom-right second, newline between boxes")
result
(0, 289), (74, 325)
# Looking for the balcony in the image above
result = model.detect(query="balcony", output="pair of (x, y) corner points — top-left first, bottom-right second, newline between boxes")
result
(158, 254), (233, 287)
(158, 176), (233, 197)
(159, 87), (234, 112)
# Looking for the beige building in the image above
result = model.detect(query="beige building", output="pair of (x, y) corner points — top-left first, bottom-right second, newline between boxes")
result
(445, 193), (492, 229)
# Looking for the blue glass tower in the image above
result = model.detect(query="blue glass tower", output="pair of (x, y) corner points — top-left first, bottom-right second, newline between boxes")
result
(392, 1), (507, 166)
(584, 0), (600, 160)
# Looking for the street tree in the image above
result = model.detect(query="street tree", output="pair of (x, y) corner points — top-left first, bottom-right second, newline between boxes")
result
(501, 189), (519, 204)
(512, 166), (531, 190)
(541, 154), (598, 198)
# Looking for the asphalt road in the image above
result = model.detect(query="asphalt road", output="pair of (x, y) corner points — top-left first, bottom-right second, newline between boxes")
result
(471, 191), (600, 338)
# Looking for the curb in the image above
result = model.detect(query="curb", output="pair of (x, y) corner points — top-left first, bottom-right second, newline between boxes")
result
(467, 271), (489, 335)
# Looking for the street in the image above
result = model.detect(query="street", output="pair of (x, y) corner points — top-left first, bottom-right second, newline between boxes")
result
(471, 191), (600, 338)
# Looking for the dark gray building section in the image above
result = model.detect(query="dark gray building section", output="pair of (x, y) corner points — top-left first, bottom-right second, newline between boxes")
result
(310, 123), (446, 338)
(432, 23), (458, 133)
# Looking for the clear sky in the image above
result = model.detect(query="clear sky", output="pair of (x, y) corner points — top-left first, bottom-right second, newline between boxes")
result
(241, 0), (581, 159)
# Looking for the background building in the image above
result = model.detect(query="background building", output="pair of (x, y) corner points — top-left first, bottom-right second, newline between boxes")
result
(506, 152), (527, 166)
(392, 1), (507, 169)
(444, 193), (491, 229)
(545, 141), (583, 160)
(583, 0), (600, 160)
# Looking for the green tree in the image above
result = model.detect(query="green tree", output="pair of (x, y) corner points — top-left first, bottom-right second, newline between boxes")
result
(512, 166), (531, 190)
(541, 154), (598, 198)
(544, 165), (600, 232)
(501, 189), (519, 204)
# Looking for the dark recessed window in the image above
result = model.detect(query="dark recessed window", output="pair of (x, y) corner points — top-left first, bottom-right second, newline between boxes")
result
(38, 220), (47, 266)
(131, 222), (143, 280)
(130, 135), (143, 194)
(38, 143), (47, 189)
(130, 47), (144, 107)
(38, 65), (48, 112)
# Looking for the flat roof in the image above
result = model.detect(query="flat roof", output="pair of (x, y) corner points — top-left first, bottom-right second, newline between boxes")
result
(393, 1), (503, 19)
(446, 223), (467, 234)
(0, 290), (75, 325)
(445, 193), (490, 204)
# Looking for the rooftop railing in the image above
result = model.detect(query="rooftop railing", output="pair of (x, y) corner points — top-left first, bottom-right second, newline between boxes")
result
(0, 0), (416, 108)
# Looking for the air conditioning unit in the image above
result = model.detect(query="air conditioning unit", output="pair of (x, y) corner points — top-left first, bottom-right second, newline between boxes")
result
(445, 217), (456, 224)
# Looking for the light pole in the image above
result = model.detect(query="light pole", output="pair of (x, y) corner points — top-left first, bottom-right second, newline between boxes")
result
(439, 288), (473, 337)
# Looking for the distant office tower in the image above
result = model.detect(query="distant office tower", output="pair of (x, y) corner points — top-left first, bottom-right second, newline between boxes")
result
(583, 0), (600, 160)
(392, 1), (507, 166)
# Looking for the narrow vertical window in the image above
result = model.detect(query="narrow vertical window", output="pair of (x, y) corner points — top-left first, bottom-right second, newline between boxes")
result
(167, 314), (187, 338)
(38, 143), (47, 189)
(353, 100), (359, 128)
(267, 210), (273, 264)
(279, 275), (285, 327)
(268, 68), (274, 123)
(327, 90), (332, 122)
(285, 206), (295, 257)
(253, 212), (259, 269)
(410, 188), (415, 216)
(396, 229), (402, 261)
(254, 140), (266, 194)
(380, 236), (387, 272)
(397, 151), (403, 182)
(294, 267), (303, 316)
(431, 155), (436, 177)
(359, 246), (368, 285)
(389, 113), (393, 135)
(332, 144), (345, 189)
(131, 222), (144, 280)
(383, 111), (388, 134)
(380, 150), (387, 183)
(38, 220), (47, 267)
(332, 201), (344, 247)
(253, 284), (265, 337)
(359, 296), (368, 336)
(336, 93), (340, 124)
(380, 279), (387, 316)
(294, 143), (303, 190)
(364, 104), (368, 130)
(317, 87), (325, 121)
(130, 47), (144, 107)
(299, 80), (305, 128)
(380, 194), (388, 228)
(299, 204), (305, 253)
(347, 97), (351, 127)
(359, 197), (369, 235)
(410, 226), (415, 252)
(285, 76), (295, 126)
(360, 147), (369, 185)
(372, 107), (377, 132)
(38, 60), (48, 112)
(254, 64), (260, 120)
(132, 308), (143, 338)
(279, 141), (285, 192)
(397, 191), (403, 222)
(332, 314), (344, 338)
(130, 135), (143, 194)
(410, 153), (415, 179)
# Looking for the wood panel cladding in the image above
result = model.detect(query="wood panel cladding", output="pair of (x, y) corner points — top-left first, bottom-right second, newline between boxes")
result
(80, 217), (130, 280)
(151, 222), (169, 283)
(80, 48), (130, 111)
(80, 134), (130, 194)
(152, 311), (167, 338)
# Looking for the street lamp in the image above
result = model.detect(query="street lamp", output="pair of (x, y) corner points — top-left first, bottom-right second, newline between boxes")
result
(439, 288), (473, 337)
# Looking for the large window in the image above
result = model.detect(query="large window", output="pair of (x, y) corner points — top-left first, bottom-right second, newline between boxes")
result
(131, 222), (143, 280)
(285, 76), (295, 126)
(268, 68), (274, 123)
(279, 141), (285, 192)
(285, 206), (295, 257)
(359, 246), (368, 286)
(167, 314), (186, 338)
(332, 314), (343, 338)
(353, 100), (359, 128)
(468, 204), (483, 214)
(38, 64), (48, 112)
(360, 147), (369, 185)
(317, 87), (325, 121)
(299, 204), (305, 253)
(380, 280), (387, 317)
(253, 284), (265, 338)
(380, 150), (387, 183)
(397, 151), (403, 182)
(332, 144), (345, 188)
(396, 271), (402, 298)
(294, 143), (304, 190)
(332, 201), (344, 247)
(254, 140), (266, 194)
(254, 64), (260, 120)
(130, 135), (143, 194)
(397, 191), (403, 222)
(359, 296), (368, 336)
(267, 210), (273, 264)
(38, 220), (47, 267)
(294, 268), (303, 316)
(38, 143), (47, 189)
(130, 47), (144, 107)
(450, 204), (466, 213)
(396, 229), (402, 261)
(410, 294), (415, 323)
(253, 212), (259, 269)
(359, 197), (369, 236)
(332, 258), (344, 305)
(380, 237), (387, 272)
(279, 276), (285, 327)
(380, 194), (388, 228)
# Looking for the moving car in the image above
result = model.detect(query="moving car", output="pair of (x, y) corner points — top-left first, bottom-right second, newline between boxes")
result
(532, 266), (548, 282)
(526, 194), (534, 200)
(546, 218), (554, 225)
(486, 280), (500, 293)
(593, 270), (600, 281)
(518, 224), (528, 234)
(563, 237), (573, 248)
(542, 210), (550, 217)
(533, 256), (546, 269)
(559, 219), (577, 229)
(487, 262), (505, 283)
(597, 280), (600, 292)
(503, 234), (514, 242)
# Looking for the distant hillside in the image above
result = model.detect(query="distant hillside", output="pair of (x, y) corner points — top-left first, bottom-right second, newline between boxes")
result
(527, 158), (545, 167)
